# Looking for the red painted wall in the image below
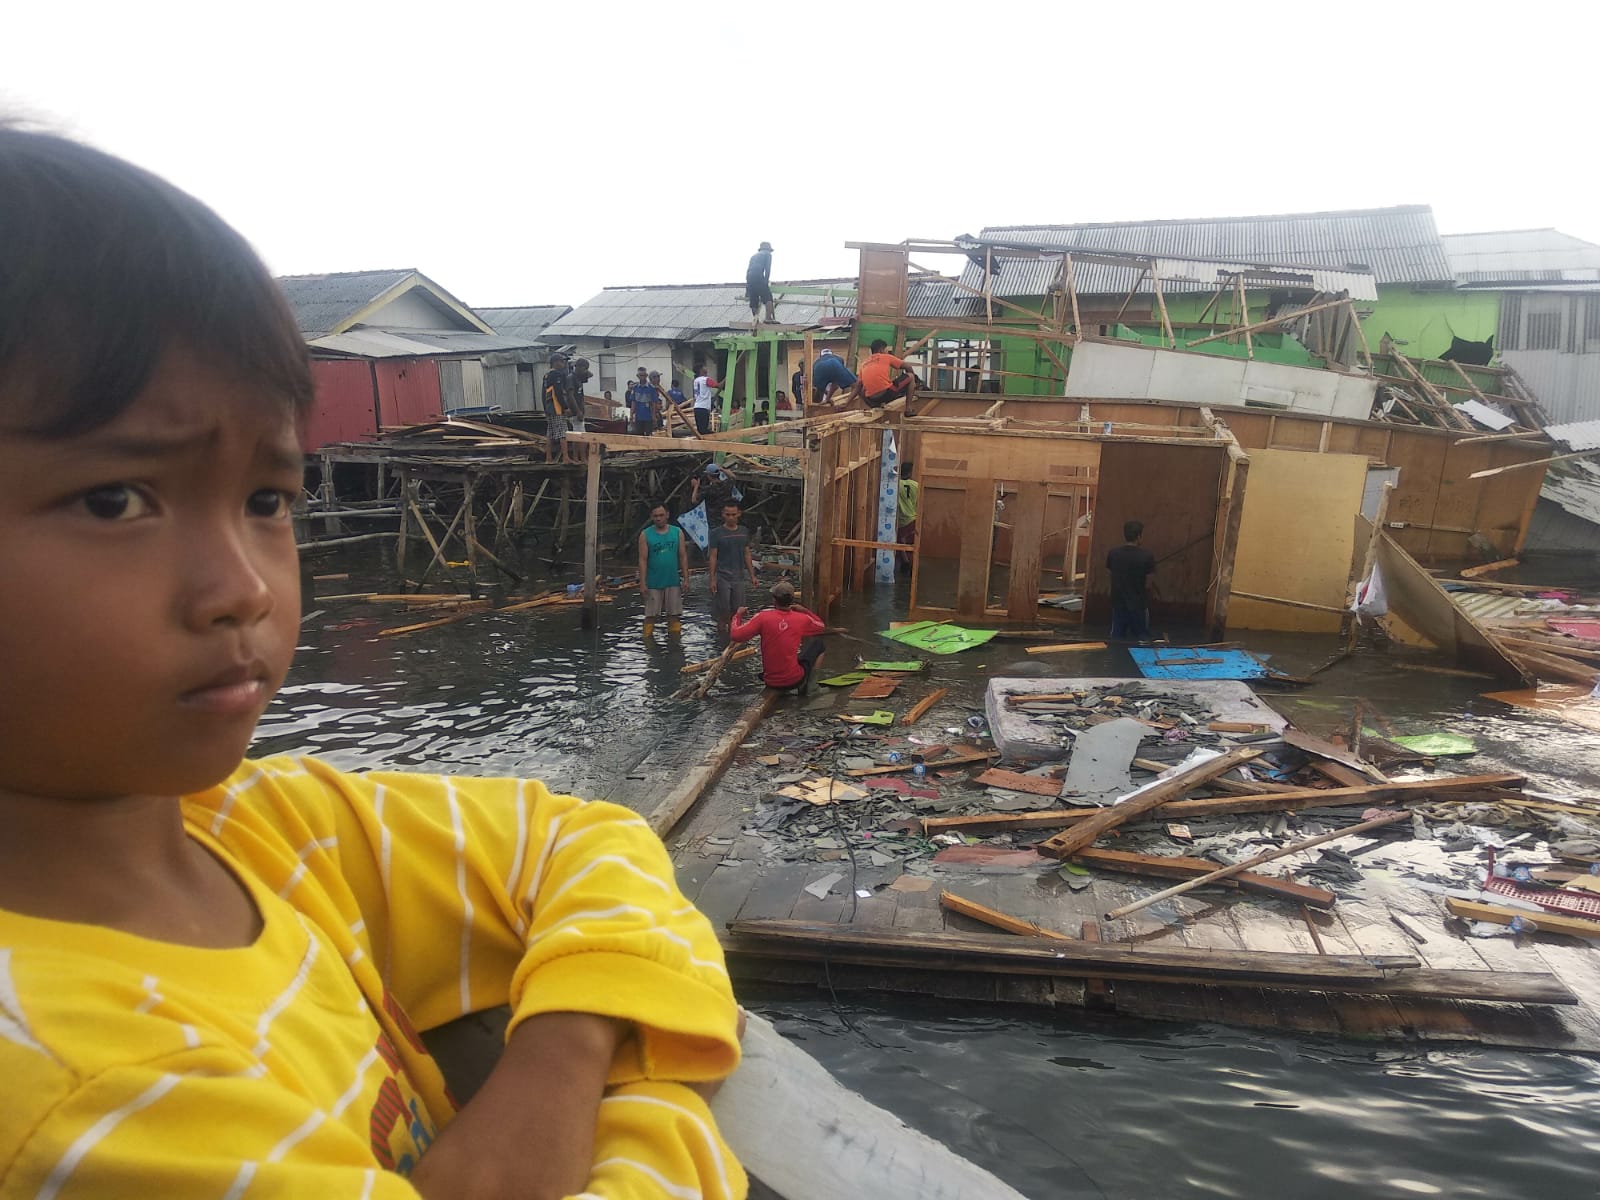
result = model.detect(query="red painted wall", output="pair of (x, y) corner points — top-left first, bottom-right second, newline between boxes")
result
(375, 359), (442, 428)
(301, 359), (379, 451)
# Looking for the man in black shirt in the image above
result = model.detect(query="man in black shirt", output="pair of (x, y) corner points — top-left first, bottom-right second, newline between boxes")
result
(746, 241), (775, 326)
(1106, 519), (1157, 641)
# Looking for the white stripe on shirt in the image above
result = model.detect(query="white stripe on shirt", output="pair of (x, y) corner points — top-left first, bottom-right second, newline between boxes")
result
(447, 781), (473, 1013)
(253, 933), (319, 1059)
(35, 1074), (182, 1200)
(603, 1093), (733, 1198)
(592, 1157), (703, 1200)
(208, 768), (264, 836)
(0, 949), (46, 1056)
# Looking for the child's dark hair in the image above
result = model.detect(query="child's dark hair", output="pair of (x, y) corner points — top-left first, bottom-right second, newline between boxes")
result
(0, 126), (312, 438)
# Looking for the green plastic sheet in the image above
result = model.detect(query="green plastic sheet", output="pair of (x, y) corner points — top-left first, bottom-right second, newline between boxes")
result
(880, 621), (998, 655)
(839, 709), (895, 726)
(1388, 733), (1478, 756)
(818, 672), (871, 688)
(858, 660), (924, 672)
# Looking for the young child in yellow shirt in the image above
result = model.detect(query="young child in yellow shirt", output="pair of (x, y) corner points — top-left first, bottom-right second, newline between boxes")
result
(0, 127), (745, 1200)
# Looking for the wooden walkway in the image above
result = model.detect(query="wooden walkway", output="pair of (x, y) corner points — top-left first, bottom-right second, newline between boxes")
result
(669, 778), (1600, 1054)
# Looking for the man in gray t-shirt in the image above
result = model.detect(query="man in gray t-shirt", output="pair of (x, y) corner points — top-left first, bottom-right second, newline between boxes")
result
(707, 500), (759, 637)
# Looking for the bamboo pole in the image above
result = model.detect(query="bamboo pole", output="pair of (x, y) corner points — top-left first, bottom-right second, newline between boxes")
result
(1234, 275), (1252, 359)
(1102, 810), (1411, 921)
(1470, 448), (1600, 479)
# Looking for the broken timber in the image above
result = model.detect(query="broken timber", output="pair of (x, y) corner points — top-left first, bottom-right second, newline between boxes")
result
(1068, 847), (1337, 909)
(922, 774), (1524, 837)
(723, 921), (1576, 1004)
(645, 689), (779, 836)
(1037, 747), (1263, 858)
(939, 892), (1072, 939)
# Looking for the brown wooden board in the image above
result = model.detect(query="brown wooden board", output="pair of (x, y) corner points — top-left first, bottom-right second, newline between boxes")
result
(974, 768), (1062, 797)
(1005, 480), (1049, 621)
(1070, 847), (1337, 909)
(955, 482), (996, 618)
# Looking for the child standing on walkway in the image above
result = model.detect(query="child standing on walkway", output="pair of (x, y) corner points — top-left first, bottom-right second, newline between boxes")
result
(0, 128), (745, 1200)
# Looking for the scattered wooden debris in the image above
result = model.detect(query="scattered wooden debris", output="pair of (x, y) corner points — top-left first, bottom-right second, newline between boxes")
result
(777, 778), (869, 805)
(1037, 748), (1264, 858)
(681, 646), (760, 675)
(1068, 847), (1337, 909)
(848, 749), (994, 778)
(1024, 642), (1109, 655)
(903, 688), (949, 725)
(1446, 898), (1600, 940)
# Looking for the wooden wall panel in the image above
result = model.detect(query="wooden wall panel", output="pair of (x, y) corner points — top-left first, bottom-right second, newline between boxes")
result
(955, 483), (996, 618)
(1087, 444), (1227, 627)
(1227, 449), (1368, 633)
(920, 431), (1099, 484)
(1005, 481), (1049, 620)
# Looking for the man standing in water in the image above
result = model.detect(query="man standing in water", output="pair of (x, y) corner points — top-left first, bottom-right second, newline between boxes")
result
(707, 500), (760, 638)
(637, 503), (688, 639)
(732, 581), (826, 694)
(1107, 519), (1158, 641)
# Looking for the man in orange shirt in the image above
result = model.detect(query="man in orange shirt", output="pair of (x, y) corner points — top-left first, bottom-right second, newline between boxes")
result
(857, 338), (919, 409)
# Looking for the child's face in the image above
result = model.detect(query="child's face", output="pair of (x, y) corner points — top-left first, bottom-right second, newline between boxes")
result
(0, 344), (304, 801)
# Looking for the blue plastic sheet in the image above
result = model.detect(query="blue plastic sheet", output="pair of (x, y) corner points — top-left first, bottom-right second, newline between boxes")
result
(1129, 647), (1271, 680)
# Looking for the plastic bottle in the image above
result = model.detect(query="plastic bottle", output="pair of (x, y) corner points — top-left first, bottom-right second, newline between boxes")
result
(887, 751), (903, 764)
(912, 762), (927, 777)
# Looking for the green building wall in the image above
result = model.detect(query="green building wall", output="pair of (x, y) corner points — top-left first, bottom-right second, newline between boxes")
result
(1360, 286), (1500, 360)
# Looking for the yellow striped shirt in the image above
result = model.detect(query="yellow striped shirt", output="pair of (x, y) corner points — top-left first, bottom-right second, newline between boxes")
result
(0, 756), (746, 1198)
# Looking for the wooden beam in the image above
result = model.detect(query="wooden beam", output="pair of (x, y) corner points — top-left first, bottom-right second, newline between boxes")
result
(581, 450), (601, 627)
(903, 687), (948, 726)
(939, 892), (1072, 939)
(847, 748), (994, 778)
(1460, 557), (1520, 579)
(1068, 847), (1337, 909)
(1024, 641), (1108, 654)
(1184, 297), (1353, 349)
(723, 921), (1575, 1004)
(1037, 748), (1263, 858)
(1469, 447), (1599, 479)
(923, 773), (1525, 836)
(1445, 898), (1600, 940)
(1229, 590), (1349, 616)
(563, 431), (803, 458)
(1102, 811), (1410, 920)
(646, 690), (779, 836)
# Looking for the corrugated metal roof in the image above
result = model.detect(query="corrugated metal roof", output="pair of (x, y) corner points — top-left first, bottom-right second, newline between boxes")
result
(1541, 462), (1600, 526)
(307, 327), (547, 359)
(1547, 420), (1600, 451)
(277, 269), (416, 335)
(965, 206), (1451, 299)
(475, 305), (573, 339)
(1452, 590), (1532, 625)
(1442, 229), (1600, 283)
(542, 280), (856, 341)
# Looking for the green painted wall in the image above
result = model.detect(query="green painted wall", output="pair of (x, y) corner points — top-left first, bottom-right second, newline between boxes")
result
(1361, 285), (1500, 360)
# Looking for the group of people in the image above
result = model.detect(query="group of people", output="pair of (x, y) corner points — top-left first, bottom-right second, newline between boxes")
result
(540, 349), (592, 463)
(797, 341), (920, 411)
(635, 489), (826, 692)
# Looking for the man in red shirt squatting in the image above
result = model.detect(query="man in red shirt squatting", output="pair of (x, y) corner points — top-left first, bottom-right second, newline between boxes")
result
(730, 581), (826, 693)
(856, 338), (919, 410)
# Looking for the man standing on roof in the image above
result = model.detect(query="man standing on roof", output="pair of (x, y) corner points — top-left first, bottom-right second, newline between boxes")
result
(858, 339), (919, 410)
(746, 241), (775, 328)
(626, 367), (660, 435)
(811, 348), (856, 406)
(666, 376), (688, 430)
(692, 364), (721, 436)
(731, 581), (827, 694)
(542, 351), (575, 464)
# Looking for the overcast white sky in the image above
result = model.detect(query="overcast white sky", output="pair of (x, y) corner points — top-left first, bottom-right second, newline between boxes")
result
(6, 2), (1596, 308)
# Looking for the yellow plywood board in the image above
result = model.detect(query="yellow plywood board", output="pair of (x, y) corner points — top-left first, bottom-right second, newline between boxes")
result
(1228, 449), (1369, 633)
(919, 431), (1099, 485)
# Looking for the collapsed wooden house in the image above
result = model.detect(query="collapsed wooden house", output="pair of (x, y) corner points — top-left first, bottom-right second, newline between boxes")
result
(792, 239), (1560, 647)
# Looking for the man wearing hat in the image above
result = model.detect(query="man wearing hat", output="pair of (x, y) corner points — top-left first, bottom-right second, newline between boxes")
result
(746, 241), (776, 327)
(730, 580), (826, 694)
(541, 351), (574, 463)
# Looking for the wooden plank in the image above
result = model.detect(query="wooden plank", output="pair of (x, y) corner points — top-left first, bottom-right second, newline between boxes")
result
(563, 430), (803, 458)
(922, 773), (1524, 835)
(1446, 898), (1600, 940)
(938, 892), (1073, 939)
(1024, 641), (1109, 655)
(1069, 847), (1338, 909)
(848, 749), (993, 778)
(1036, 748), (1263, 858)
(904, 688), (949, 726)
(973, 768), (1061, 797)
(1461, 557), (1520, 579)
(954, 482), (995, 618)
(725, 922), (1578, 1005)
(1004, 480), (1048, 621)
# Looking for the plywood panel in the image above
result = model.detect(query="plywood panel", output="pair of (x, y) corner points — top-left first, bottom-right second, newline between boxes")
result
(955, 482), (995, 618)
(1087, 443), (1227, 627)
(1384, 431), (1447, 559)
(1006, 481), (1049, 620)
(1227, 448), (1368, 633)
(920, 431), (1099, 484)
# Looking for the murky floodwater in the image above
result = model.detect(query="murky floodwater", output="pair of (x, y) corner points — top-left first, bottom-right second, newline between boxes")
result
(261, 544), (1600, 1199)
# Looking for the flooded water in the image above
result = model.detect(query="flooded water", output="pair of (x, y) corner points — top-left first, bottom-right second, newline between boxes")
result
(261, 545), (1600, 1199)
